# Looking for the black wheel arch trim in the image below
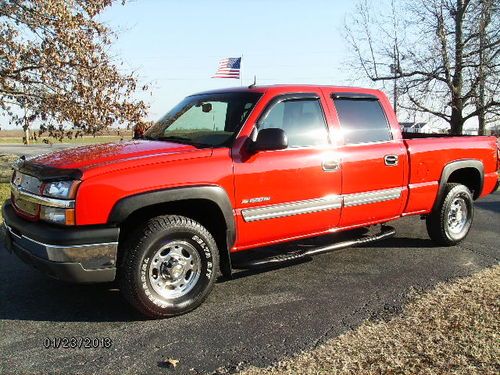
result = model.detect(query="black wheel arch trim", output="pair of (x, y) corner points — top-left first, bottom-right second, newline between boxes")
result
(108, 185), (235, 276)
(436, 159), (484, 204)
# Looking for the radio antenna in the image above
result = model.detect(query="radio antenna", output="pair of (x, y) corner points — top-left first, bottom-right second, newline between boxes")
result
(248, 75), (257, 88)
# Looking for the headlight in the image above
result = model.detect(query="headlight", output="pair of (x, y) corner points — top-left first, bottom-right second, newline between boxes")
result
(42, 180), (80, 199)
(40, 206), (75, 225)
(39, 180), (79, 225)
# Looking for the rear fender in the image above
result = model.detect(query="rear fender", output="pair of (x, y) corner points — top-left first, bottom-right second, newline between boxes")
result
(435, 160), (484, 205)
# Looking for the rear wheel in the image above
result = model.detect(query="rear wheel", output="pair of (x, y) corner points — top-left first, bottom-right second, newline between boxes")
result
(119, 215), (219, 318)
(426, 183), (474, 246)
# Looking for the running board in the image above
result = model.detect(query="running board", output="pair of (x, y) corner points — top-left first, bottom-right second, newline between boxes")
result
(233, 226), (396, 269)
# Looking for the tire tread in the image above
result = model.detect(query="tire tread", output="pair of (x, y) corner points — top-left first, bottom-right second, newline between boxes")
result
(119, 215), (219, 318)
(426, 183), (473, 246)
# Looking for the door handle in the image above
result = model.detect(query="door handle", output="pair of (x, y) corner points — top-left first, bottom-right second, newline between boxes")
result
(384, 155), (399, 166)
(322, 159), (341, 171)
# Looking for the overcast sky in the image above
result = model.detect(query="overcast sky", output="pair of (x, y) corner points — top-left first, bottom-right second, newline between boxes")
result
(101, 0), (365, 121)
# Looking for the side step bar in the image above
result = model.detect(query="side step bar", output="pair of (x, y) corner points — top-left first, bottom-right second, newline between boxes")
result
(233, 225), (396, 269)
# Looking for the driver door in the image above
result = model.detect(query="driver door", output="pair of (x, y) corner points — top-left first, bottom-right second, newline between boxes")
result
(232, 93), (342, 250)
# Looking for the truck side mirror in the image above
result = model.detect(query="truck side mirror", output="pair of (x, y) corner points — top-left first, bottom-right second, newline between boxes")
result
(250, 128), (288, 152)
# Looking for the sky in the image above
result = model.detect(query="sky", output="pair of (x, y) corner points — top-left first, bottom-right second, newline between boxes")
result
(100, 0), (364, 121)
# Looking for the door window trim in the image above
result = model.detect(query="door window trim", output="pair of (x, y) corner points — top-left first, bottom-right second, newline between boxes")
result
(331, 93), (393, 145)
(255, 93), (331, 148)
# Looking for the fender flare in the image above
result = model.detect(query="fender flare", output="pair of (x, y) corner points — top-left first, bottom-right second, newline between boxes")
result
(108, 185), (235, 276)
(436, 159), (484, 204)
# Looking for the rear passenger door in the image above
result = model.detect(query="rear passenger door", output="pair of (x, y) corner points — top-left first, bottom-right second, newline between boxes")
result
(328, 92), (407, 227)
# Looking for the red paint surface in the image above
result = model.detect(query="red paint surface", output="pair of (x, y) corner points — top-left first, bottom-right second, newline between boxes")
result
(23, 85), (499, 251)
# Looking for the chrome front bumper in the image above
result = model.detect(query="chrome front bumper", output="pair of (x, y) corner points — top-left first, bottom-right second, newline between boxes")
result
(5, 222), (118, 269)
(3, 201), (119, 283)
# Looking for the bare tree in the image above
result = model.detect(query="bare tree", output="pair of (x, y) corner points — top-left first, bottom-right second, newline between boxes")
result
(474, 0), (499, 134)
(0, 0), (148, 142)
(345, 0), (499, 134)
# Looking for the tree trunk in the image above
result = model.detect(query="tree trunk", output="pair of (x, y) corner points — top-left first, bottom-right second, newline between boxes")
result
(477, 0), (490, 136)
(450, 102), (464, 134)
(450, 0), (465, 135)
(478, 46), (486, 135)
(23, 118), (30, 145)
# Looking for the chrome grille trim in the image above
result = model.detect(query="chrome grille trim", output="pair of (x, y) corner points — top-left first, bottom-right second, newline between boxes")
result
(12, 171), (42, 194)
(10, 183), (75, 209)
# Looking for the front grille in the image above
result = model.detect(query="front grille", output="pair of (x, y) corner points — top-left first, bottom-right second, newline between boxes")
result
(11, 172), (42, 218)
(13, 196), (39, 217)
(12, 171), (42, 194)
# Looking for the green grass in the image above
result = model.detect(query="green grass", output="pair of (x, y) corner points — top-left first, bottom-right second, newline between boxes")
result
(0, 183), (9, 222)
(0, 154), (17, 183)
(0, 155), (15, 221)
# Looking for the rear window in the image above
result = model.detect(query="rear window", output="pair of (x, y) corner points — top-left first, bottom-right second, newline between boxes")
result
(333, 99), (392, 144)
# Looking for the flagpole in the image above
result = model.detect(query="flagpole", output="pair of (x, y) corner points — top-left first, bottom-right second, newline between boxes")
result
(240, 54), (243, 87)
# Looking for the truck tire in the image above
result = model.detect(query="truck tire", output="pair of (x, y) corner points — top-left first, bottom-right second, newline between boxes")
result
(426, 183), (474, 246)
(119, 215), (219, 318)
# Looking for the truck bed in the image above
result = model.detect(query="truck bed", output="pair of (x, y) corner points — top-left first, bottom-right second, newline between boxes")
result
(403, 131), (476, 139)
(402, 135), (498, 214)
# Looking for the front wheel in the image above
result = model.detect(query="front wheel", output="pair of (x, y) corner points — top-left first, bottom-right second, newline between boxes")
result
(426, 183), (474, 246)
(119, 215), (219, 318)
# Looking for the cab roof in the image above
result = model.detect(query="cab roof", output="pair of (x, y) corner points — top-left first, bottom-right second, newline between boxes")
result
(192, 84), (383, 97)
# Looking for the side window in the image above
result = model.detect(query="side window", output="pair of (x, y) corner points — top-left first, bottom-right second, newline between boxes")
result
(258, 99), (329, 147)
(333, 99), (392, 144)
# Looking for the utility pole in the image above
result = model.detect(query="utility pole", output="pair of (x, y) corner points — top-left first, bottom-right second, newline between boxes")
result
(477, 0), (491, 136)
(390, 45), (400, 115)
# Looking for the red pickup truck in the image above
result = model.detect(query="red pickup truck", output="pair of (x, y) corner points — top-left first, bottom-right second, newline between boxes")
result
(3, 85), (499, 318)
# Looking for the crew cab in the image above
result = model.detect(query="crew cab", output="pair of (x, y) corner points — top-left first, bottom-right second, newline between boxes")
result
(3, 85), (499, 318)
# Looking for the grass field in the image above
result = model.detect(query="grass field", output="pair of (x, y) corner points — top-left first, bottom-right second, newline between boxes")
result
(0, 154), (17, 183)
(0, 128), (132, 144)
(0, 154), (15, 219)
(240, 265), (500, 375)
(0, 182), (9, 222)
(0, 135), (127, 144)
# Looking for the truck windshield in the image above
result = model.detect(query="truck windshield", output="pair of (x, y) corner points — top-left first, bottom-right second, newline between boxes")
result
(145, 92), (262, 147)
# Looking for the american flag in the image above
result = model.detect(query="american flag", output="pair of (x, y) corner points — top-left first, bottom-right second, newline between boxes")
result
(212, 57), (241, 79)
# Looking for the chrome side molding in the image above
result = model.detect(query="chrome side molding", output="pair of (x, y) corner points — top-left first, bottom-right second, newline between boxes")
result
(343, 187), (402, 207)
(242, 196), (343, 222)
(241, 187), (403, 222)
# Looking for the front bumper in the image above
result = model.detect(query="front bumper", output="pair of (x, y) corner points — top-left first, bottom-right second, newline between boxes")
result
(2, 200), (119, 283)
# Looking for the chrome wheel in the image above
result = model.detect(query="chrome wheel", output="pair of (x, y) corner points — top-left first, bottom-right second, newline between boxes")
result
(447, 196), (468, 234)
(148, 240), (201, 299)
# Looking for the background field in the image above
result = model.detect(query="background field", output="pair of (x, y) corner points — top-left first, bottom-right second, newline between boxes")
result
(0, 182), (8, 221)
(0, 129), (132, 144)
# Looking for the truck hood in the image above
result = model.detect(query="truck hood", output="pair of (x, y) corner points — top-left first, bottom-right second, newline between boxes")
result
(25, 140), (203, 171)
